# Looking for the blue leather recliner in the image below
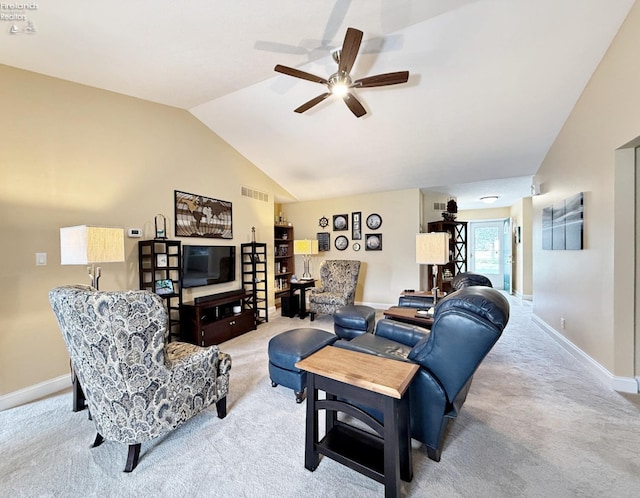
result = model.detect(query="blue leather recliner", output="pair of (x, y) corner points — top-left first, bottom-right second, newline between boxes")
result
(335, 285), (509, 462)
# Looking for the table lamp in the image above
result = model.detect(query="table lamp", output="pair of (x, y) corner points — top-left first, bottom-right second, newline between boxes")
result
(60, 225), (125, 289)
(293, 239), (319, 280)
(415, 232), (450, 304)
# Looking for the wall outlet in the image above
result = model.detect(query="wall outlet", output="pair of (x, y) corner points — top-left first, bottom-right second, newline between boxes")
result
(560, 317), (566, 329)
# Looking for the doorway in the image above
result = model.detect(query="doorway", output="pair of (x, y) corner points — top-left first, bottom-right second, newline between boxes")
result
(468, 219), (512, 291)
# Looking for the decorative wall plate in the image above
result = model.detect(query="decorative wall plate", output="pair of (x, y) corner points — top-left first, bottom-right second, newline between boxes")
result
(353, 242), (361, 251)
(366, 213), (382, 230)
(318, 216), (329, 229)
(365, 234), (382, 251)
(335, 235), (349, 251)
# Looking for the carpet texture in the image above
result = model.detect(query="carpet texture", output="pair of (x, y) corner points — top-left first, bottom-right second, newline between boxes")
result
(2, 297), (640, 497)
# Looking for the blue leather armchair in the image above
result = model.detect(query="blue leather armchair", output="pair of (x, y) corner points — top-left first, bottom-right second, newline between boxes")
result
(335, 286), (509, 461)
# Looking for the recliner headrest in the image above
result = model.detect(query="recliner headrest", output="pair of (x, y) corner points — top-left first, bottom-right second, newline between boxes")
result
(435, 286), (509, 331)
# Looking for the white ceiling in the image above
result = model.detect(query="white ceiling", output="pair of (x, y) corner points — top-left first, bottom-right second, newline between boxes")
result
(1, 0), (634, 208)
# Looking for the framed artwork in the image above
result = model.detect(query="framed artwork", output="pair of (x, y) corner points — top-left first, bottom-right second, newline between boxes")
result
(155, 279), (174, 295)
(317, 232), (330, 252)
(352, 212), (362, 240)
(156, 253), (168, 267)
(365, 233), (382, 251)
(541, 192), (584, 250)
(366, 213), (382, 230)
(335, 235), (349, 251)
(333, 214), (348, 231)
(174, 190), (233, 239)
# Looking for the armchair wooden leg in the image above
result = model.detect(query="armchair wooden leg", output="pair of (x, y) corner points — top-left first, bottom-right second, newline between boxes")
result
(124, 443), (141, 472)
(216, 397), (227, 419)
(92, 433), (104, 448)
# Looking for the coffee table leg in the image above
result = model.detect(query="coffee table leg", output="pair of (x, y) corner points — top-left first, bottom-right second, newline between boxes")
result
(304, 373), (320, 471)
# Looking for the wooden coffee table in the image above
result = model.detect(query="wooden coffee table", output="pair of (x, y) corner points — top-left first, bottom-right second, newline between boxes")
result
(296, 346), (419, 498)
(383, 306), (434, 328)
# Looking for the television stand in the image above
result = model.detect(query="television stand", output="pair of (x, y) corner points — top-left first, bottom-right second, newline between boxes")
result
(181, 290), (256, 346)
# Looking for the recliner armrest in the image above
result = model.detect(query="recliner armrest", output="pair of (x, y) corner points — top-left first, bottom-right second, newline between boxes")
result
(374, 319), (430, 347)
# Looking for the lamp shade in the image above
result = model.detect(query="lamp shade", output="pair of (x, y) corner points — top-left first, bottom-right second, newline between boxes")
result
(60, 225), (125, 265)
(416, 232), (450, 265)
(293, 239), (319, 255)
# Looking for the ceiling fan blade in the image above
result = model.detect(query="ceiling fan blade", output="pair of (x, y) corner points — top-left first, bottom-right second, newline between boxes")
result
(352, 71), (410, 88)
(294, 93), (331, 113)
(338, 27), (363, 75)
(274, 64), (328, 85)
(343, 92), (366, 118)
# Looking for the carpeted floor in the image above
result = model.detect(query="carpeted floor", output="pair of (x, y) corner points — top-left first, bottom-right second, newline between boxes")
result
(2, 296), (640, 497)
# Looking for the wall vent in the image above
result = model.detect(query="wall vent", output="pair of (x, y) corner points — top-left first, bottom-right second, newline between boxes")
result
(433, 202), (446, 211)
(241, 186), (269, 203)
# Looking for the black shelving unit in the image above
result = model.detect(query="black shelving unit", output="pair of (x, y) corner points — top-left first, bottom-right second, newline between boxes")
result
(241, 242), (268, 324)
(426, 221), (467, 293)
(138, 239), (182, 341)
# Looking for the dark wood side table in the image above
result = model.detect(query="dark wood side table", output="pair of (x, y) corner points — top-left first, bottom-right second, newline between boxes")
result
(296, 346), (419, 498)
(290, 279), (315, 319)
(383, 306), (434, 329)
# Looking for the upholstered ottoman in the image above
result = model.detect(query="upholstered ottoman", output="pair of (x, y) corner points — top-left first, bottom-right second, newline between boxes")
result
(268, 328), (337, 403)
(334, 305), (376, 340)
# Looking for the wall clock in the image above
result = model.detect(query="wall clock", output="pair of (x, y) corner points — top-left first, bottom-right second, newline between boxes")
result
(366, 213), (382, 230)
(335, 235), (348, 251)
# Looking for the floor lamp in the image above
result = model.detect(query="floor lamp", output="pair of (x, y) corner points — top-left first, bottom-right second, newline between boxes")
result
(293, 239), (319, 280)
(60, 225), (125, 290)
(415, 232), (450, 304)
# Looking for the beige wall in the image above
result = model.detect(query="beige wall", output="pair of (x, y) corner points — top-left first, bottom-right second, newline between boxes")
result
(533, 1), (640, 377)
(281, 189), (422, 306)
(0, 65), (290, 395)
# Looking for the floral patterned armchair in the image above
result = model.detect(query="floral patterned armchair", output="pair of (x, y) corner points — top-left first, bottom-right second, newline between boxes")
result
(49, 285), (231, 472)
(308, 260), (361, 321)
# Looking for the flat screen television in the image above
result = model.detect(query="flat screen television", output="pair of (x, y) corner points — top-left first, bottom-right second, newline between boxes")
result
(182, 245), (236, 288)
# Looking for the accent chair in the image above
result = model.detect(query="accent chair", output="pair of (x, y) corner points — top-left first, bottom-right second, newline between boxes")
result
(49, 284), (231, 472)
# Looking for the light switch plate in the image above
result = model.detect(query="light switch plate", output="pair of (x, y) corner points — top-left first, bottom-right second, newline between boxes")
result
(36, 252), (47, 266)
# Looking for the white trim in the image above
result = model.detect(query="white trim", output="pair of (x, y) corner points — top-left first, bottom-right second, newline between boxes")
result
(512, 290), (533, 301)
(532, 314), (639, 393)
(0, 374), (70, 412)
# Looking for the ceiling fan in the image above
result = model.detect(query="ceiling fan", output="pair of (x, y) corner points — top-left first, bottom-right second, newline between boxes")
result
(274, 27), (409, 118)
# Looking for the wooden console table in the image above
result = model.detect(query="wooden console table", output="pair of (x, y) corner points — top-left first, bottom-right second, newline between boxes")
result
(296, 346), (419, 498)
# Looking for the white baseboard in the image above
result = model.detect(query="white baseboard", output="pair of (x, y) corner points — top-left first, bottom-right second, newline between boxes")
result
(532, 314), (639, 394)
(0, 374), (70, 412)
(512, 290), (533, 301)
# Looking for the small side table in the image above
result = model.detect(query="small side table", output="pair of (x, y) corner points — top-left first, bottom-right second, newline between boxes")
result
(296, 346), (419, 498)
(290, 279), (315, 319)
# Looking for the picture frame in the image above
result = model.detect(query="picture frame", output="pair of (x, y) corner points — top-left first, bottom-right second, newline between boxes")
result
(155, 279), (174, 295)
(365, 233), (382, 251)
(351, 211), (362, 240)
(333, 214), (348, 231)
(366, 213), (382, 230)
(156, 253), (168, 267)
(317, 232), (330, 252)
(174, 190), (233, 239)
(335, 235), (349, 251)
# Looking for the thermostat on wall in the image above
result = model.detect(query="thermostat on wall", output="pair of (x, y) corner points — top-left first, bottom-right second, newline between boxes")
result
(128, 228), (143, 238)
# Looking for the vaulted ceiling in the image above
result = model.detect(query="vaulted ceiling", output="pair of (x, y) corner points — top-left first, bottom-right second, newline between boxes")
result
(1, 0), (634, 209)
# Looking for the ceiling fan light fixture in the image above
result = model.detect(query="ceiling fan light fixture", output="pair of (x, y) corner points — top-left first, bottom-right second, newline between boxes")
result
(480, 196), (499, 204)
(331, 82), (349, 96)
